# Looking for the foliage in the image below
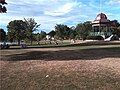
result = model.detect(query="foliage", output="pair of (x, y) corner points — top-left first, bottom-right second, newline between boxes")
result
(24, 18), (40, 45)
(117, 26), (120, 37)
(34, 31), (47, 42)
(69, 28), (77, 39)
(48, 30), (56, 37)
(40, 31), (46, 40)
(0, 0), (7, 13)
(7, 20), (26, 45)
(75, 21), (92, 40)
(55, 24), (70, 39)
(87, 36), (104, 40)
(111, 20), (120, 27)
(111, 20), (120, 37)
(54, 22), (92, 40)
(0, 28), (6, 41)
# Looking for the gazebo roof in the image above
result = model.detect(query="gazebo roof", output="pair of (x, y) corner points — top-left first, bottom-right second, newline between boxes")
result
(92, 13), (110, 24)
(96, 13), (107, 20)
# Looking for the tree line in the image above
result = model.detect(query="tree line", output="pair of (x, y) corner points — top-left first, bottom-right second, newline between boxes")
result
(1, 18), (120, 45)
(7, 18), (40, 45)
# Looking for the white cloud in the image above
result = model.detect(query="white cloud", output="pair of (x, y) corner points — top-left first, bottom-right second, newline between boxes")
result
(107, 0), (120, 5)
(0, 0), (120, 32)
(44, 2), (78, 16)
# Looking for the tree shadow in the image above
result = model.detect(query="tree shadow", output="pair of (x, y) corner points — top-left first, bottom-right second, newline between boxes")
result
(1, 47), (120, 61)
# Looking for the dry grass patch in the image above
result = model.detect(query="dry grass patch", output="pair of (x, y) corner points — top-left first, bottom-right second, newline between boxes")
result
(0, 45), (120, 90)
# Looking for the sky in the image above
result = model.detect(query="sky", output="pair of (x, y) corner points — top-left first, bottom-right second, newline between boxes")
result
(0, 0), (120, 33)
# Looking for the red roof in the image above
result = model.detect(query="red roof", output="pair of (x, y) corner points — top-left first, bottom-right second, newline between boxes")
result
(92, 13), (110, 24)
(96, 13), (107, 20)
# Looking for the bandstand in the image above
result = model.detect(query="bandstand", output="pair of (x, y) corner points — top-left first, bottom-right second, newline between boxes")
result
(91, 13), (112, 37)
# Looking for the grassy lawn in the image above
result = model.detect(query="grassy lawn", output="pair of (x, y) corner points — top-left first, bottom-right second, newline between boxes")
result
(0, 42), (120, 90)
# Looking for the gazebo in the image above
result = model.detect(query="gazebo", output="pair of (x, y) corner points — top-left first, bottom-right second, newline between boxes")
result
(91, 13), (112, 37)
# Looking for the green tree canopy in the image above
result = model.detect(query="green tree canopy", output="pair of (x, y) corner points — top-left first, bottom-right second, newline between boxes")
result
(48, 30), (56, 37)
(0, 28), (6, 42)
(40, 31), (46, 40)
(117, 26), (120, 37)
(69, 26), (77, 39)
(55, 24), (70, 39)
(24, 18), (40, 45)
(111, 20), (120, 37)
(7, 20), (26, 45)
(75, 21), (92, 40)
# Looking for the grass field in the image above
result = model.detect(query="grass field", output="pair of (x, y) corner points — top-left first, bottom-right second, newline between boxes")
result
(0, 42), (120, 90)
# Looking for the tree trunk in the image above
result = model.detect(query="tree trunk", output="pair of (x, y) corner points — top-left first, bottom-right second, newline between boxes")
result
(30, 40), (32, 45)
(30, 34), (33, 45)
(18, 39), (20, 45)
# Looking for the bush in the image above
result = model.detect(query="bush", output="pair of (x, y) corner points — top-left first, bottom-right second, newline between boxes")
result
(111, 35), (119, 41)
(0, 44), (10, 49)
(87, 36), (104, 40)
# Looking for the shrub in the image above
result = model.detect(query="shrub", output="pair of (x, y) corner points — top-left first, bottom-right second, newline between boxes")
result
(87, 36), (104, 40)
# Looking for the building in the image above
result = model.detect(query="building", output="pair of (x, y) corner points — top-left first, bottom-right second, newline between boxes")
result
(91, 13), (115, 37)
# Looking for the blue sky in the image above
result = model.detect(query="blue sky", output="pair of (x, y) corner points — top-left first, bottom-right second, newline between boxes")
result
(0, 0), (120, 33)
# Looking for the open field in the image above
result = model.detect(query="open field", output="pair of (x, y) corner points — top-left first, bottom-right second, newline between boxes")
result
(0, 42), (120, 90)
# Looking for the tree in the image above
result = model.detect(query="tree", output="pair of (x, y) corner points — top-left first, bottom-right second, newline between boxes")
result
(40, 31), (46, 40)
(63, 25), (71, 39)
(69, 30), (77, 39)
(7, 20), (26, 45)
(24, 18), (40, 45)
(75, 21), (92, 40)
(117, 26), (120, 37)
(111, 20), (120, 37)
(55, 24), (70, 39)
(55, 24), (64, 39)
(111, 20), (120, 27)
(69, 26), (77, 39)
(0, 0), (7, 13)
(48, 30), (56, 37)
(0, 28), (6, 41)
(34, 31), (47, 43)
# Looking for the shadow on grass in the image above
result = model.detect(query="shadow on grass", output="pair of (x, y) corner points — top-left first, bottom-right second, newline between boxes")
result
(1, 47), (120, 61)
